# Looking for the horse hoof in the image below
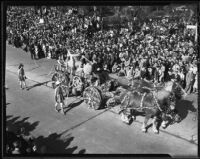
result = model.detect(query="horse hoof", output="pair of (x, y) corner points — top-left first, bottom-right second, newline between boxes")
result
(123, 121), (130, 125)
(153, 130), (159, 134)
(153, 128), (159, 134)
(161, 122), (167, 129)
(142, 128), (147, 133)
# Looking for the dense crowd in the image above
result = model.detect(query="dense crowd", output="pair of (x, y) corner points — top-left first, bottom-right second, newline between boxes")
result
(6, 6), (198, 95)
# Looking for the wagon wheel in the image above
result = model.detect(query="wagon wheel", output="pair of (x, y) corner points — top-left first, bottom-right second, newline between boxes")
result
(72, 76), (82, 88)
(83, 86), (102, 110)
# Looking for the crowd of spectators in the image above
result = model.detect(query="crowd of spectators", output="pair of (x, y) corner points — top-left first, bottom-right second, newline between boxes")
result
(6, 6), (198, 94)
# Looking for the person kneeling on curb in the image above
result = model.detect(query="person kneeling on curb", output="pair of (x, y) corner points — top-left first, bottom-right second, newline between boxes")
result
(54, 81), (65, 114)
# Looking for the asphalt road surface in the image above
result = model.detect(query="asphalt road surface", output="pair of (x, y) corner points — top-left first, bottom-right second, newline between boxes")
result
(5, 44), (198, 156)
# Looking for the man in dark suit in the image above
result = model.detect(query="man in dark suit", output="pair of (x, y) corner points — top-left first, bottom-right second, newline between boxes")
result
(29, 42), (35, 60)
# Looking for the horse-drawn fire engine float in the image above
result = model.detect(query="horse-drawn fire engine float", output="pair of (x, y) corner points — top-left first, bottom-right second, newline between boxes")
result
(50, 52), (185, 133)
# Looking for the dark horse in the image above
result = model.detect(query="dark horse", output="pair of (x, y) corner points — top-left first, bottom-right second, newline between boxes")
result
(107, 80), (186, 133)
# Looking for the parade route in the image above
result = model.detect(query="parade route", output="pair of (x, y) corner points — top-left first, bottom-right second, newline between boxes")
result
(5, 45), (198, 156)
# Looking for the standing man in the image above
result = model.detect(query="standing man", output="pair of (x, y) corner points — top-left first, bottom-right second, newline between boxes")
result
(18, 63), (27, 90)
(54, 81), (65, 114)
(185, 66), (195, 94)
(30, 42), (35, 60)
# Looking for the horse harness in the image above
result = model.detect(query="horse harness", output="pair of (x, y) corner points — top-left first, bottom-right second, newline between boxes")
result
(121, 89), (174, 114)
(140, 91), (163, 112)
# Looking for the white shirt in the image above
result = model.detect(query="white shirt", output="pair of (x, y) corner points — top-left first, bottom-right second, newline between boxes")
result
(179, 72), (185, 80)
(83, 63), (92, 75)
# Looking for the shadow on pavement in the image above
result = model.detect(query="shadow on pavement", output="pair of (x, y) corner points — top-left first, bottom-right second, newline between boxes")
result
(6, 115), (40, 136)
(6, 115), (86, 154)
(175, 99), (197, 121)
(27, 80), (51, 91)
(64, 100), (83, 114)
(34, 133), (86, 154)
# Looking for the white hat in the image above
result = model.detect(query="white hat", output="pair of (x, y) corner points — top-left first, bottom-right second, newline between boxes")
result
(55, 81), (61, 85)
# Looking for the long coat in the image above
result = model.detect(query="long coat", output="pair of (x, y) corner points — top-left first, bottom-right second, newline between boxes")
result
(55, 85), (65, 103)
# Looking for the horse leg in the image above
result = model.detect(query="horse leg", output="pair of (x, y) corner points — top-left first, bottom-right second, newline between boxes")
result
(54, 103), (59, 112)
(152, 116), (159, 134)
(60, 103), (65, 115)
(142, 115), (151, 133)
(131, 109), (136, 121)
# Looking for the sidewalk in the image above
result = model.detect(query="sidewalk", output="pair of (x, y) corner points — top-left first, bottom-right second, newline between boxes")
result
(6, 44), (57, 89)
(6, 44), (198, 145)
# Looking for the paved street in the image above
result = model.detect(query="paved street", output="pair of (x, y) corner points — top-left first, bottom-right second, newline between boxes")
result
(5, 44), (198, 156)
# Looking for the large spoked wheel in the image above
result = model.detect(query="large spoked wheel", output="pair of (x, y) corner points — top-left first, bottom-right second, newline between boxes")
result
(83, 86), (102, 110)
